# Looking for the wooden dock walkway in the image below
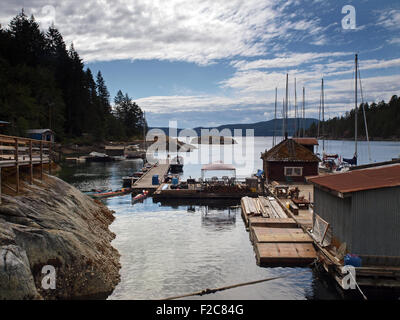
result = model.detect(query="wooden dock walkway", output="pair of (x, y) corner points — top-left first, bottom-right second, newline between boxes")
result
(241, 195), (316, 267)
(131, 163), (170, 194)
(0, 134), (53, 204)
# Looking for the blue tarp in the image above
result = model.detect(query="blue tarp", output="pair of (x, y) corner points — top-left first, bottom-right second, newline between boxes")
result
(343, 156), (357, 166)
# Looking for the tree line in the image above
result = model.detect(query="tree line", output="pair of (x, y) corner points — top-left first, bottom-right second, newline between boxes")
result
(0, 10), (146, 142)
(305, 95), (400, 140)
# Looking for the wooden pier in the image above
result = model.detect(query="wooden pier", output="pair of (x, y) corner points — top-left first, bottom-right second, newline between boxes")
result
(131, 163), (170, 194)
(241, 195), (316, 267)
(0, 134), (53, 204)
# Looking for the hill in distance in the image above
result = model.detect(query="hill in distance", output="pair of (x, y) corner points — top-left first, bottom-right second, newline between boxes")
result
(150, 118), (318, 137)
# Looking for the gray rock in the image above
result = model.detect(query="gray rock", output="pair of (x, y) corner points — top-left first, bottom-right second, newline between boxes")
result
(0, 175), (120, 299)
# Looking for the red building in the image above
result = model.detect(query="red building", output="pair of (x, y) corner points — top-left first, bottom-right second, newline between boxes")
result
(293, 138), (319, 154)
(261, 139), (320, 183)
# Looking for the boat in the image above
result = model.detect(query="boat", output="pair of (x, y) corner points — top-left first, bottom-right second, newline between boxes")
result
(337, 54), (372, 171)
(125, 144), (146, 159)
(90, 188), (132, 199)
(86, 151), (114, 162)
(169, 156), (184, 173)
(132, 190), (149, 203)
(317, 79), (338, 173)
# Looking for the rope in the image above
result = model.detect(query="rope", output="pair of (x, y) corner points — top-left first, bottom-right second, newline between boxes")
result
(348, 269), (368, 300)
(162, 262), (316, 300)
(357, 64), (372, 163)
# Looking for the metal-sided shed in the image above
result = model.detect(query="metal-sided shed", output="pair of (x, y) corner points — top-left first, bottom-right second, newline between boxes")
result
(308, 164), (400, 257)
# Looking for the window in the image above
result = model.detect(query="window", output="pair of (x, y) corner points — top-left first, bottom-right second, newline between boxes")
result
(284, 167), (303, 177)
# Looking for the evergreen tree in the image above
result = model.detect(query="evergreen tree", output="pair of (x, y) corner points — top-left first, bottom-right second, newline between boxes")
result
(0, 11), (147, 142)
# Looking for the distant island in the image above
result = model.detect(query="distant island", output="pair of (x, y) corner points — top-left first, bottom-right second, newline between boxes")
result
(190, 136), (237, 144)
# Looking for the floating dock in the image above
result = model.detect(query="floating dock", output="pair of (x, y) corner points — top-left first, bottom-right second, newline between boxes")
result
(241, 195), (316, 267)
(153, 181), (259, 201)
(131, 163), (170, 194)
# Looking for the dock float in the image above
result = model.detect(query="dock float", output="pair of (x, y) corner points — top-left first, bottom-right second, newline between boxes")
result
(255, 243), (317, 266)
(131, 163), (170, 194)
(241, 195), (316, 267)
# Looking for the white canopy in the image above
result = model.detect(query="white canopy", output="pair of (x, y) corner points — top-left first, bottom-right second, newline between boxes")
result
(201, 161), (236, 178)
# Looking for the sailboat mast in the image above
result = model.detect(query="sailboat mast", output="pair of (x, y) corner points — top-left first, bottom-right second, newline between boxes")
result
(285, 73), (289, 138)
(302, 87), (305, 137)
(355, 54), (358, 157)
(143, 111), (147, 151)
(322, 78), (325, 153)
(273, 87), (277, 146)
(294, 78), (297, 137)
(282, 98), (285, 141)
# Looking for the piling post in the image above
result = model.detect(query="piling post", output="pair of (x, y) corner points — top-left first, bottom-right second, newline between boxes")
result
(29, 140), (33, 184)
(15, 138), (19, 194)
(48, 142), (52, 175)
(40, 140), (43, 180)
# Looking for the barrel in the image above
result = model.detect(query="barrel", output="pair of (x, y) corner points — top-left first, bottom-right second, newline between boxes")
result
(172, 177), (179, 186)
(344, 254), (362, 267)
(152, 175), (159, 185)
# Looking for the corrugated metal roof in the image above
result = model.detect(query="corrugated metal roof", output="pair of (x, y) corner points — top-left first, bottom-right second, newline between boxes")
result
(26, 129), (54, 134)
(308, 164), (400, 194)
(261, 139), (320, 162)
(293, 138), (319, 146)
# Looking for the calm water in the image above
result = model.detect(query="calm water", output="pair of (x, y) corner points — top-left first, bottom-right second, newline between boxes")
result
(58, 137), (400, 300)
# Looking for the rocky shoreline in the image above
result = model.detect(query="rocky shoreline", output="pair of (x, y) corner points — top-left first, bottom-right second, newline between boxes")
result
(0, 174), (120, 299)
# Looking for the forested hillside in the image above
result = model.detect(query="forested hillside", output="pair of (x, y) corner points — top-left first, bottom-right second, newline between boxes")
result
(0, 11), (146, 142)
(305, 95), (400, 140)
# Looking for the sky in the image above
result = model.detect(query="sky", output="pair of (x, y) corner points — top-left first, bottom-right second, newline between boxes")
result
(1, 0), (400, 128)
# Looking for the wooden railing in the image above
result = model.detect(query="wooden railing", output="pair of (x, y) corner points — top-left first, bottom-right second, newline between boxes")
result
(0, 134), (54, 203)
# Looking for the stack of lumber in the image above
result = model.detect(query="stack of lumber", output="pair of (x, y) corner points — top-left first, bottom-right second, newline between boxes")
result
(241, 196), (288, 227)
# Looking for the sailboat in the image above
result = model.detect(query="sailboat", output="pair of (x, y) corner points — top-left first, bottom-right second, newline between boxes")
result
(317, 78), (338, 172)
(338, 54), (371, 171)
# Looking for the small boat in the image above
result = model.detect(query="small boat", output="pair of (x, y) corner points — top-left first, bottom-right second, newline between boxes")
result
(169, 156), (184, 173)
(90, 188), (132, 199)
(132, 190), (149, 203)
(86, 152), (114, 162)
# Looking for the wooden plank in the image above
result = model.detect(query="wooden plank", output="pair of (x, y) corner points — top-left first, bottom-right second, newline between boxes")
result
(255, 242), (317, 266)
(252, 227), (314, 243)
(248, 217), (298, 229)
(132, 163), (170, 192)
(269, 199), (288, 218)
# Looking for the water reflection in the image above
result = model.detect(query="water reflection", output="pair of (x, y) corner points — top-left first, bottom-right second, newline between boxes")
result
(201, 206), (237, 231)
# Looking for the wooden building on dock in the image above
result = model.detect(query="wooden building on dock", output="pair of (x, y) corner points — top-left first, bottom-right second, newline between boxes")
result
(26, 129), (55, 143)
(261, 138), (320, 183)
(293, 138), (319, 154)
(307, 164), (400, 289)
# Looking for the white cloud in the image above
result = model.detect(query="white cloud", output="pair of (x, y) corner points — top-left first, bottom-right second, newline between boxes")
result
(377, 9), (400, 30)
(0, 0), (330, 65)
